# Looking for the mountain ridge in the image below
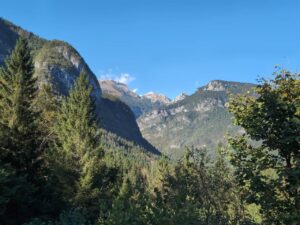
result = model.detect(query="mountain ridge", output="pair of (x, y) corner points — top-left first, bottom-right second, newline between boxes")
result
(99, 79), (171, 118)
(99, 77), (256, 158)
(137, 80), (256, 158)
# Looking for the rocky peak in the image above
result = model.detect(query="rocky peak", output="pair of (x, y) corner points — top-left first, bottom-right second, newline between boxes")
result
(173, 93), (188, 103)
(142, 92), (171, 104)
(99, 80), (139, 98)
(204, 80), (227, 91)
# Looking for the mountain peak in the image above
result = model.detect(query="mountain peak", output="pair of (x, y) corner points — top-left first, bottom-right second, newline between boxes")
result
(203, 80), (256, 92)
(173, 93), (188, 103)
(204, 80), (227, 91)
(142, 92), (171, 104)
(99, 79), (138, 98)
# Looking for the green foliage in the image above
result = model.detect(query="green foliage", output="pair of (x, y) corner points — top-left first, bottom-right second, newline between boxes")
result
(107, 173), (150, 225)
(228, 70), (300, 224)
(0, 38), (51, 225)
(25, 209), (92, 225)
(54, 70), (100, 159)
(148, 147), (254, 225)
(51, 71), (107, 221)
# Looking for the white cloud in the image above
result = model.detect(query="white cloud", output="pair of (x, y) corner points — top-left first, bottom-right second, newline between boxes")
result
(115, 73), (135, 84)
(99, 72), (135, 85)
(132, 88), (138, 93)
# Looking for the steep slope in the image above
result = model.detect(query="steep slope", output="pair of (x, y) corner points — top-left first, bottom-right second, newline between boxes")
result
(138, 80), (255, 158)
(98, 95), (159, 154)
(99, 79), (170, 118)
(0, 18), (158, 154)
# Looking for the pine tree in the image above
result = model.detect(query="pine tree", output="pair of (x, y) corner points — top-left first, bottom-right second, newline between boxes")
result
(53, 71), (103, 220)
(54, 71), (100, 162)
(107, 170), (150, 225)
(0, 38), (45, 224)
(0, 38), (41, 174)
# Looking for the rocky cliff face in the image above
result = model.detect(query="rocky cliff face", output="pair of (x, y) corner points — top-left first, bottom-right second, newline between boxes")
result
(0, 18), (158, 154)
(34, 40), (101, 98)
(137, 80), (255, 158)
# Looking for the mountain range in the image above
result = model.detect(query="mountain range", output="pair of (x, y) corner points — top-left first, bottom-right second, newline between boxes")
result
(138, 80), (257, 158)
(100, 79), (255, 158)
(0, 18), (256, 158)
(99, 79), (185, 118)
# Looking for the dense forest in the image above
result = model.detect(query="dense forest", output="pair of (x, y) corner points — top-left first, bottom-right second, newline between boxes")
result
(0, 39), (299, 225)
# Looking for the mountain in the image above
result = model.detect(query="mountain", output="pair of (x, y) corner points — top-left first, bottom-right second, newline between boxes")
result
(172, 93), (188, 103)
(137, 80), (256, 158)
(99, 79), (170, 117)
(0, 18), (159, 154)
(142, 92), (171, 104)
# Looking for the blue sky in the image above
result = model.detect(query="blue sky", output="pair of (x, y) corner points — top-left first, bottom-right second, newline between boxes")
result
(1, 0), (300, 98)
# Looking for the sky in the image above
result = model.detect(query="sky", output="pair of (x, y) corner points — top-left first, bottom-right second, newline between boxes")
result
(1, 0), (300, 98)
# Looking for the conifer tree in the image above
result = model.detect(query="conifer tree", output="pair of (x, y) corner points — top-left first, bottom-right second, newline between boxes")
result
(54, 71), (99, 162)
(107, 171), (150, 225)
(0, 38), (45, 224)
(0, 38), (41, 175)
(53, 71), (103, 220)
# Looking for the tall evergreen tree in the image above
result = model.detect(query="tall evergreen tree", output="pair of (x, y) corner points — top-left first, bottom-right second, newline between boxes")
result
(107, 170), (150, 225)
(0, 38), (41, 174)
(53, 71), (103, 220)
(54, 71), (99, 162)
(0, 38), (45, 225)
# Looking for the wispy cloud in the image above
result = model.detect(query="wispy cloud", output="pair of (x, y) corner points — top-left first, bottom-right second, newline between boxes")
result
(115, 73), (135, 84)
(99, 72), (135, 85)
(132, 88), (138, 93)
